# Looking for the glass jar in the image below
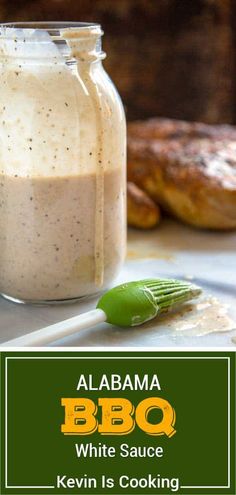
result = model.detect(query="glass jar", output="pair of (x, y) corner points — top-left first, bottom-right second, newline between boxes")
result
(0, 22), (126, 303)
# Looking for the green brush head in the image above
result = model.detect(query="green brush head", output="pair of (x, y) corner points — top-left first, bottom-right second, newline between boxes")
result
(97, 278), (202, 327)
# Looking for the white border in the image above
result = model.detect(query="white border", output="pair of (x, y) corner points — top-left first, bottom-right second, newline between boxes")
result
(3, 355), (232, 492)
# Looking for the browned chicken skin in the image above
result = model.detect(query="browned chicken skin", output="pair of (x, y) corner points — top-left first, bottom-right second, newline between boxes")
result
(127, 181), (160, 229)
(128, 118), (236, 142)
(127, 118), (236, 230)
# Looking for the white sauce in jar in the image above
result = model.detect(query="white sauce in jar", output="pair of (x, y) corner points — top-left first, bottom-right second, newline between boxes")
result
(0, 25), (126, 301)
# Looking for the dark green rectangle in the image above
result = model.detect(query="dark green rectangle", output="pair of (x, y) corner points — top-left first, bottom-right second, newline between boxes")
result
(0, 351), (235, 495)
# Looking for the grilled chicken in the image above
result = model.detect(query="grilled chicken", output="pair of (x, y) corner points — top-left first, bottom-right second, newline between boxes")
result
(127, 118), (236, 230)
(128, 118), (236, 142)
(127, 181), (160, 229)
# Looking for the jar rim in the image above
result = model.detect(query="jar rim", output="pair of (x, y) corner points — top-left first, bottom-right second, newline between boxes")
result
(1, 21), (101, 30)
(0, 22), (105, 61)
(0, 22), (102, 39)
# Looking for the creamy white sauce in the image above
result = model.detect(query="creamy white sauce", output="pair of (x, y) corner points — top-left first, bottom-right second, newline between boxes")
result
(0, 25), (126, 300)
(163, 296), (235, 336)
(61, 27), (106, 286)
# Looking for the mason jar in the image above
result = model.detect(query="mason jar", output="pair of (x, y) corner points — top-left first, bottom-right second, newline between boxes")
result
(0, 22), (126, 303)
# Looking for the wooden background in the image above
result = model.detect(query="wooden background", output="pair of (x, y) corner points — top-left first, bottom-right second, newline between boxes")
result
(0, 0), (235, 123)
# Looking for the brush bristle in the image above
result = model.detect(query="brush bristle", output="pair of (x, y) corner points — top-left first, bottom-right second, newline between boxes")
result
(143, 279), (201, 313)
(97, 277), (202, 327)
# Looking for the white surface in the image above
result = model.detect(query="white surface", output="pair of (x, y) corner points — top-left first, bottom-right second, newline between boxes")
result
(3, 309), (106, 347)
(0, 219), (235, 347)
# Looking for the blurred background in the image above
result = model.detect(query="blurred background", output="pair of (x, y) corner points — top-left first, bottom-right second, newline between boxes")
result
(0, 0), (235, 123)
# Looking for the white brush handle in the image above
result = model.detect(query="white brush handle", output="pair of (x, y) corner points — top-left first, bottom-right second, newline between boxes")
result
(1, 308), (106, 347)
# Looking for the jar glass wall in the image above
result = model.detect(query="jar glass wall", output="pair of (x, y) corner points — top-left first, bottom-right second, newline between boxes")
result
(0, 22), (126, 303)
